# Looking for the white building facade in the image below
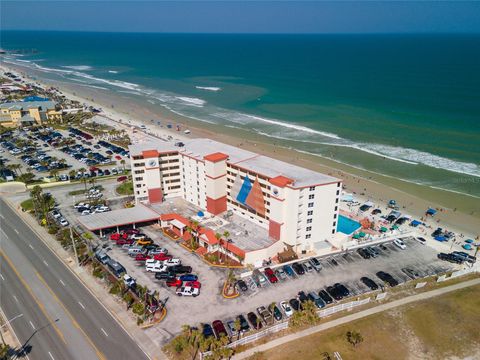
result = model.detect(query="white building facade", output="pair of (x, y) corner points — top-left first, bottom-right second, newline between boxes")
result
(130, 138), (342, 257)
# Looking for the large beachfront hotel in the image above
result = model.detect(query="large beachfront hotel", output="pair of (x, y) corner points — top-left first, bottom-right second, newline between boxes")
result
(129, 138), (342, 265)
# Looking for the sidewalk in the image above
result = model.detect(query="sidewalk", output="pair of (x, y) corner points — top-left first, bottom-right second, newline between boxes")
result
(4, 198), (167, 360)
(233, 277), (480, 360)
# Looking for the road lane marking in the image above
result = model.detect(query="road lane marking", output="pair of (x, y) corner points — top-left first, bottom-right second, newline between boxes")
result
(100, 328), (108, 337)
(43, 260), (49, 267)
(0, 273), (4, 281)
(78, 301), (85, 310)
(0, 251), (67, 345)
(29, 321), (35, 330)
(0, 214), (4, 219)
(34, 271), (106, 360)
(13, 295), (19, 303)
(29, 244), (34, 250)
(59, 279), (66, 286)
(14, 229), (19, 234)
(48, 351), (55, 360)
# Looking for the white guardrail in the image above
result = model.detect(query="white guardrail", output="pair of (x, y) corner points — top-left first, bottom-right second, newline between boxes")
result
(200, 297), (371, 358)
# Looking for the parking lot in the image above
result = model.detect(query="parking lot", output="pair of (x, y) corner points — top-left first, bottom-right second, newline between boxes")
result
(91, 222), (454, 342)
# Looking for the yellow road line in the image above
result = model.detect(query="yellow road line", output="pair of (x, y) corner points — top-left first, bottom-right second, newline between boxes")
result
(35, 271), (107, 360)
(0, 250), (67, 345)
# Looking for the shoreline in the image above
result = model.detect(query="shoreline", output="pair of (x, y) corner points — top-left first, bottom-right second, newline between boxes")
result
(2, 63), (479, 236)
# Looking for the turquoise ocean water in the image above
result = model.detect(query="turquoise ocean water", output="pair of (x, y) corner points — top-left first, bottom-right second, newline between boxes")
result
(2, 31), (479, 197)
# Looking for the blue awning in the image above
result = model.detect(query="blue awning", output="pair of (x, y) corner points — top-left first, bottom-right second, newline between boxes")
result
(236, 176), (252, 204)
(426, 208), (437, 215)
(434, 235), (446, 242)
(410, 220), (422, 227)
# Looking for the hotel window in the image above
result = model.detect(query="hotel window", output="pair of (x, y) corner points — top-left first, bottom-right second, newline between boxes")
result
(305, 234), (311, 239)
(135, 177), (143, 181)
(336, 198), (339, 203)
(307, 210), (313, 216)
(308, 202), (314, 208)
(337, 182), (341, 187)
(336, 190), (340, 196)
(333, 221), (337, 227)
(309, 186), (315, 191)
(308, 194), (315, 200)
(307, 218), (312, 224)
(332, 229), (335, 234)
(334, 213), (337, 219)
(335, 206), (338, 211)
(306, 226), (312, 232)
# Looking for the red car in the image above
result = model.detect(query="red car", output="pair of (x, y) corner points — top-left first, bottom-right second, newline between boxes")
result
(110, 232), (121, 241)
(116, 238), (134, 246)
(117, 176), (128, 182)
(124, 229), (140, 235)
(154, 254), (172, 261)
(264, 267), (278, 283)
(115, 155), (122, 160)
(135, 253), (152, 262)
(185, 281), (201, 289)
(166, 278), (182, 287)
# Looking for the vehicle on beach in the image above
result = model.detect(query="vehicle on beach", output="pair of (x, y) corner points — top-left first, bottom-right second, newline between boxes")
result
(393, 239), (407, 250)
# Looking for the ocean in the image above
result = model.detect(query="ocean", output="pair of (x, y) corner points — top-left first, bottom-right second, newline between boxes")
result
(2, 31), (480, 197)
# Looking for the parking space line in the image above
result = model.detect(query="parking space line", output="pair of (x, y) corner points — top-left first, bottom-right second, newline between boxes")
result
(100, 328), (109, 337)
(48, 351), (55, 360)
(28, 244), (34, 250)
(59, 279), (66, 287)
(14, 229), (19, 234)
(43, 260), (49, 267)
(29, 320), (35, 330)
(13, 295), (19, 303)
(78, 301), (85, 310)
(0, 273), (4, 281)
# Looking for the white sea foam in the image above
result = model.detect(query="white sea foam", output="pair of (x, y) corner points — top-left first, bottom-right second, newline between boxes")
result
(16, 59), (32, 63)
(62, 65), (93, 71)
(76, 83), (108, 90)
(176, 96), (206, 107)
(195, 86), (221, 92)
(108, 70), (119, 74)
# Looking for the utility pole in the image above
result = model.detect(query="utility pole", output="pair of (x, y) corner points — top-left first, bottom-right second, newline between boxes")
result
(0, 313), (23, 345)
(70, 226), (79, 267)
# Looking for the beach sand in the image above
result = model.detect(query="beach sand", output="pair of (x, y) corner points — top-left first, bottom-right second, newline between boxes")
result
(2, 63), (479, 238)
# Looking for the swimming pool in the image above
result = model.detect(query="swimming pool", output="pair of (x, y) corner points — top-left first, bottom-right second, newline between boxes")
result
(337, 215), (361, 235)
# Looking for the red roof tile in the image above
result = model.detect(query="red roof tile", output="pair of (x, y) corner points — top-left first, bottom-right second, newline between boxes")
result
(269, 175), (294, 188)
(203, 152), (229, 163)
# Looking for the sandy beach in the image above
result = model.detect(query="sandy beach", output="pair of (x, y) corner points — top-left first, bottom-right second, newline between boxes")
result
(2, 62), (479, 238)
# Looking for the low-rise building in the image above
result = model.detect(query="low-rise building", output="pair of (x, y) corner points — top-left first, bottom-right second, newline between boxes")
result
(0, 100), (62, 127)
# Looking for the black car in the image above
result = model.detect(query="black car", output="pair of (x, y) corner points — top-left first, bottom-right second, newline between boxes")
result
(155, 272), (176, 280)
(360, 277), (379, 290)
(357, 248), (371, 259)
(202, 323), (215, 338)
(171, 265), (193, 274)
(298, 291), (308, 303)
(326, 285), (342, 301)
(237, 314), (250, 332)
(437, 252), (464, 264)
(452, 251), (476, 264)
(143, 244), (159, 251)
(289, 298), (302, 311)
(334, 283), (350, 297)
(376, 271), (399, 287)
(247, 312), (263, 330)
(236, 280), (248, 292)
(318, 289), (333, 304)
(292, 262), (305, 275)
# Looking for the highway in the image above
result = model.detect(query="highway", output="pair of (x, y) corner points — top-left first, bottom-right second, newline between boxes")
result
(0, 197), (150, 360)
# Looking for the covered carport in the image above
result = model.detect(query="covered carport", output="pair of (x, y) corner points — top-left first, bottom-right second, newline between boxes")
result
(78, 204), (161, 236)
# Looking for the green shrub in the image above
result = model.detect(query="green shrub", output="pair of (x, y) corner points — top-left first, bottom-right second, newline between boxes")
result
(132, 302), (145, 316)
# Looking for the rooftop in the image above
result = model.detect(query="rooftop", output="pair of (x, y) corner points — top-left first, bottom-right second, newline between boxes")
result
(0, 100), (57, 111)
(78, 204), (160, 231)
(130, 138), (340, 188)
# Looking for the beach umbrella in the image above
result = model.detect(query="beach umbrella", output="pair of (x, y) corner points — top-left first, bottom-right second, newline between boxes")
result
(380, 227), (388, 233)
(353, 234), (360, 239)
(359, 232), (366, 237)
(462, 244), (472, 251)
(392, 225), (399, 230)
(197, 211), (204, 217)
(465, 239), (474, 244)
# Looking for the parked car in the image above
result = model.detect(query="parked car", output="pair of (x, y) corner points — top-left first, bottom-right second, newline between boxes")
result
(282, 264), (295, 277)
(302, 261), (314, 273)
(179, 274), (198, 282)
(170, 265), (192, 274)
(415, 237), (427, 245)
(289, 298), (302, 311)
(274, 268), (287, 280)
(59, 218), (69, 227)
(376, 271), (399, 287)
(153, 253), (172, 261)
(134, 253), (152, 262)
(393, 238), (407, 250)
(149, 247), (168, 255)
(257, 306), (273, 326)
(292, 262), (305, 275)
(269, 303), (283, 321)
(308, 292), (326, 308)
(237, 315), (250, 332)
(202, 324), (214, 338)
(185, 280), (201, 289)
(166, 278), (183, 287)
(123, 274), (136, 289)
(154, 272), (176, 280)
(360, 276), (379, 290)
(309, 257), (322, 272)
(357, 248), (371, 259)
(212, 320), (228, 339)
(136, 238), (153, 246)
(326, 285), (343, 301)
(334, 283), (350, 297)
(280, 301), (293, 317)
(164, 258), (181, 267)
(236, 280), (248, 292)
(264, 268), (278, 284)
(318, 290), (333, 304)
(247, 312), (262, 330)
(176, 286), (200, 297)
(297, 291), (309, 303)
(401, 268), (421, 279)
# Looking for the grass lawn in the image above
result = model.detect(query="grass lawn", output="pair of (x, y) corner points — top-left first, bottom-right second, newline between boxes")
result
(116, 181), (133, 195)
(20, 198), (34, 211)
(249, 285), (480, 360)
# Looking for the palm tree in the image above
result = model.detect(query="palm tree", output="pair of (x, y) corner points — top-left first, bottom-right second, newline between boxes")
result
(234, 318), (242, 340)
(346, 330), (364, 348)
(215, 232), (223, 264)
(120, 159), (126, 172)
(68, 169), (76, 181)
(223, 231), (231, 266)
(49, 169), (59, 180)
(78, 167), (87, 191)
(7, 163), (22, 176)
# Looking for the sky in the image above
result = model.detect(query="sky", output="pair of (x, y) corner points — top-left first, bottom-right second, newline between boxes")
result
(1, 1), (480, 34)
